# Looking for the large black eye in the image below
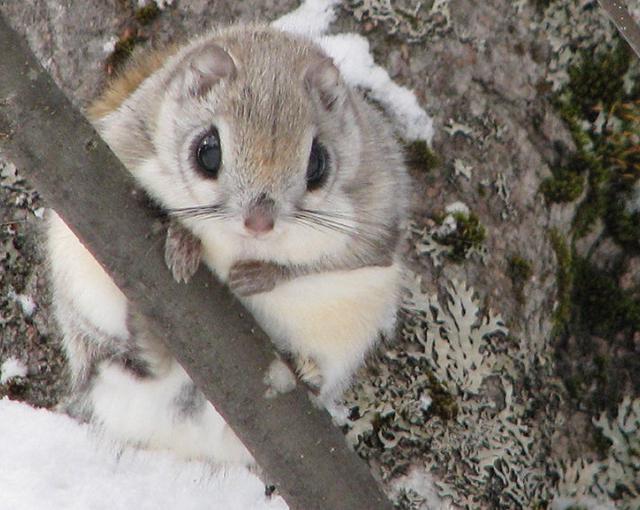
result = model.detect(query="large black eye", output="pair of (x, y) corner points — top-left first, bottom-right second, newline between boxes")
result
(195, 128), (222, 178)
(306, 139), (329, 191)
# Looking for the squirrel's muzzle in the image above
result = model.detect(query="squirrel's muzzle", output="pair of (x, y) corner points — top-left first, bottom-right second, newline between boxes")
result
(244, 194), (275, 236)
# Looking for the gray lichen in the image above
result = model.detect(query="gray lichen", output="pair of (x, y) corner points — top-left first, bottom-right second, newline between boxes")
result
(343, 274), (557, 508)
(403, 276), (507, 396)
(553, 396), (640, 510)
(413, 207), (487, 267)
(343, 0), (452, 43)
(539, 0), (629, 91)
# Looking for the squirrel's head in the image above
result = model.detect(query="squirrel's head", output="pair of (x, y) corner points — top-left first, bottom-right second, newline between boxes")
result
(99, 26), (404, 264)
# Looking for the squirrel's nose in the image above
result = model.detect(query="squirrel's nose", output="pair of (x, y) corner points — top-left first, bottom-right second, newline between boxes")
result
(244, 212), (275, 235)
(244, 193), (275, 236)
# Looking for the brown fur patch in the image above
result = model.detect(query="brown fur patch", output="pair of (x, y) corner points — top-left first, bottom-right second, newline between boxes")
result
(88, 44), (180, 120)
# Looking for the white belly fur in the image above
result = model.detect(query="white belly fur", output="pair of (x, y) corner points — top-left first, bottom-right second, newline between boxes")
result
(246, 264), (400, 397)
(48, 211), (129, 340)
(200, 233), (401, 398)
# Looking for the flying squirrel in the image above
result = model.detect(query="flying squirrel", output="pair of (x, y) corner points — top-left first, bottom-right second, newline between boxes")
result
(47, 24), (410, 465)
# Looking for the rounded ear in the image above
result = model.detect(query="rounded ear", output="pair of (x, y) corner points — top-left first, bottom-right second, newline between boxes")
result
(304, 56), (346, 111)
(172, 43), (236, 98)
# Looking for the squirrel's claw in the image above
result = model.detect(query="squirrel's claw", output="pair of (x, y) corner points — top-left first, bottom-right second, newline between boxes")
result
(295, 356), (323, 390)
(164, 222), (202, 284)
(228, 260), (280, 296)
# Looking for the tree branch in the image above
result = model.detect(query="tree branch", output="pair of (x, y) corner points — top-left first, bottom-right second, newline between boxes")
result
(599, 0), (640, 59)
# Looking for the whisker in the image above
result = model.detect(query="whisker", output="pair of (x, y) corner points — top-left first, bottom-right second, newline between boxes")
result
(291, 211), (383, 250)
(293, 213), (357, 234)
(166, 204), (229, 221)
(295, 212), (384, 240)
(298, 208), (389, 230)
(290, 216), (326, 234)
(167, 205), (222, 214)
(294, 217), (354, 235)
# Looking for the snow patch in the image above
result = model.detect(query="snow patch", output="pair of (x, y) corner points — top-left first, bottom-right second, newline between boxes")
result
(551, 496), (616, 510)
(0, 358), (28, 384)
(320, 34), (434, 142)
(8, 290), (36, 318)
(155, 0), (174, 9)
(272, 0), (340, 38)
(102, 36), (118, 54)
(263, 358), (296, 398)
(419, 394), (432, 412)
(0, 399), (287, 510)
(273, 0), (434, 143)
(444, 201), (469, 216)
(389, 466), (449, 510)
(136, 0), (173, 9)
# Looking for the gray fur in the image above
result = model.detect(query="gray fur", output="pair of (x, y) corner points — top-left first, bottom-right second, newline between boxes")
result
(156, 25), (410, 289)
(173, 382), (207, 418)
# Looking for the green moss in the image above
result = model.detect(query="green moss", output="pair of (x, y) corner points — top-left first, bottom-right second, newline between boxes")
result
(549, 229), (573, 335)
(403, 140), (440, 173)
(427, 373), (458, 420)
(530, 502), (550, 510)
(564, 374), (584, 401)
(0, 377), (29, 401)
(602, 102), (640, 177)
(566, 40), (631, 121)
(541, 171), (584, 203)
(106, 32), (146, 74)
(530, 0), (554, 12)
(607, 205), (640, 250)
(451, 212), (486, 260)
(541, 152), (592, 204)
(601, 121), (640, 247)
(431, 210), (446, 226)
(592, 424), (614, 457)
(556, 255), (640, 414)
(549, 36), (640, 428)
(134, 2), (160, 24)
(567, 129), (640, 242)
(434, 212), (486, 262)
(572, 187), (605, 238)
(561, 355), (612, 405)
(572, 258), (640, 338)
(508, 256), (533, 304)
(552, 96), (591, 153)
(552, 41), (640, 242)
(114, 35), (138, 58)
(593, 354), (611, 393)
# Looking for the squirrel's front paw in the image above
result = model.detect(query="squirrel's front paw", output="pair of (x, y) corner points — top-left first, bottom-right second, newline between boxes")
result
(228, 260), (282, 297)
(164, 222), (202, 283)
(295, 356), (323, 390)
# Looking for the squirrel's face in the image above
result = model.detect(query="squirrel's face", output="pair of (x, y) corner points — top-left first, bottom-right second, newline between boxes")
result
(146, 38), (365, 263)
